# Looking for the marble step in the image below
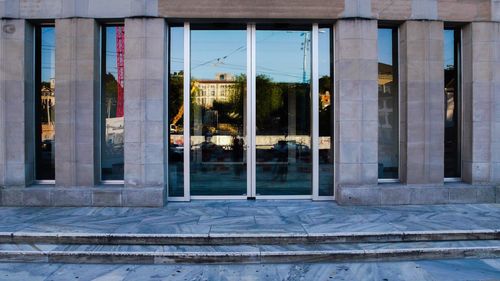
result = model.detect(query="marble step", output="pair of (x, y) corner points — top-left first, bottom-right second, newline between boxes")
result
(0, 229), (498, 245)
(1, 240), (500, 264)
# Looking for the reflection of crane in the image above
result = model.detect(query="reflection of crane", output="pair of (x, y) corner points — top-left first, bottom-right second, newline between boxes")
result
(116, 26), (125, 117)
(170, 81), (201, 133)
(170, 105), (183, 133)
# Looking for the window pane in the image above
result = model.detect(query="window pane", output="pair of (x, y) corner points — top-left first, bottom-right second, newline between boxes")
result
(256, 27), (312, 196)
(168, 26), (184, 197)
(36, 26), (55, 180)
(444, 29), (461, 178)
(378, 28), (399, 179)
(318, 27), (334, 196)
(101, 26), (125, 181)
(190, 27), (247, 196)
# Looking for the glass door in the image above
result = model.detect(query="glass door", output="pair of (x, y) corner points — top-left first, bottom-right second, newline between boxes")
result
(178, 23), (328, 199)
(254, 26), (313, 196)
(189, 26), (248, 196)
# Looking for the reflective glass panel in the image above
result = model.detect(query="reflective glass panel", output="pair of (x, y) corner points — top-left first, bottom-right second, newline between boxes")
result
(101, 26), (125, 180)
(168, 26), (184, 197)
(36, 26), (55, 180)
(318, 27), (334, 196)
(378, 28), (399, 179)
(444, 29), (461, 178)
(190, 27), (247, 196)
(255, 27), (312, 195)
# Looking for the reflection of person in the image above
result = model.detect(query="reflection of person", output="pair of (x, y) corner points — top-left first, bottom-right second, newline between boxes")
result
(232, 135), (244, 176)
(273, 140), (288, 181)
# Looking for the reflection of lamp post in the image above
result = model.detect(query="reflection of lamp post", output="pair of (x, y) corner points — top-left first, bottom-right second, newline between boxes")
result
(301, 32), (310, 84)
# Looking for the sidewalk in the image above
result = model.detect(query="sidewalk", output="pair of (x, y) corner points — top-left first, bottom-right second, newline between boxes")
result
(0, 201), (499, 235)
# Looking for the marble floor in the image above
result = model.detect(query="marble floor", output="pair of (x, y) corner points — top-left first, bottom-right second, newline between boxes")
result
(0, 201), (499, 235)
(0, 259), (499, 281)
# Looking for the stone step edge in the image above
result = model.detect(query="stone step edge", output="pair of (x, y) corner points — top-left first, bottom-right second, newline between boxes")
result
(0, 246), (499, 264)
(0, 229), (498, 245)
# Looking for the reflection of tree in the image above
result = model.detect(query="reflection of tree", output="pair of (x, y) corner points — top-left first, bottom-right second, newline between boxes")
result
(169, 71), (184, 125)
(256, 74), (283, 132)
(104, 72), (118, 118)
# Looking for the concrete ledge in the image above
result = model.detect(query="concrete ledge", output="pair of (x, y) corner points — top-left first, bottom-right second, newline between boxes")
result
(0, 245), (499, 264)
(0, 230), (498, 246)
(337, 183), (498, 206)
(0, 185), (166, 207)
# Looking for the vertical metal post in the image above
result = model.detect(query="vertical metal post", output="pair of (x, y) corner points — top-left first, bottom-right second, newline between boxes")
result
(183, 22), (191, 200)
(312, 24), (319, 200)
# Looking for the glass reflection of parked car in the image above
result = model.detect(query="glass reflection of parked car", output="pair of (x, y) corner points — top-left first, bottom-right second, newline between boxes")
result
(272, 140), (311, 161)
(169, 144), (183, 162)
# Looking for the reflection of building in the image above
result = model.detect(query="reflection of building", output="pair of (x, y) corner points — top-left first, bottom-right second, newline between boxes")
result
(320, 90), (330, 109)
(41, 78), (55, 141)
(193, 73), (238, 108)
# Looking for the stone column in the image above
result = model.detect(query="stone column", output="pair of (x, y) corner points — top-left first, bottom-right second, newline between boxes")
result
(493, 23), (500, 187)
(462, 22), (500, 185)
(334, 19), (379, 204)
(123, 18), (166, 206)
(399, 21), (444, 185)
(54, 19), (99, 189)
(0, 20), (34, 190)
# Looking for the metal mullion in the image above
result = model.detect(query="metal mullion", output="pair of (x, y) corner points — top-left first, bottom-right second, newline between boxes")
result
(312, 24), (320, 200)
(183, 22), (191, 201)
(246, 24), (253, 198)
(250, 24), (257, 197)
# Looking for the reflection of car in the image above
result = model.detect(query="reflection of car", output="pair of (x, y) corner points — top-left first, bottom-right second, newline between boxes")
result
(273, 141), (310, 154)
(169, 144), (183, 162)
(269, 140), (311, 162)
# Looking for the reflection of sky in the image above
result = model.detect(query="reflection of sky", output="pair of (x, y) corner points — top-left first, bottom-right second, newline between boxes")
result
(378, 28), (392, 65)
(41, 27), (55, 82)
(319, 28), (331, 77)
(191, 30), (247, 80)
(170, 27), (332, 82)
(170, 27), (184, 73)
(444, 30), (455, 68)
(256, 30), (311, 83)
(106, 27), (118, 77)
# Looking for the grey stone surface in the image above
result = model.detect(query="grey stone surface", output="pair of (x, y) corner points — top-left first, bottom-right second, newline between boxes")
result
(411, 0), (437, 20)
(334, 19), (378, 195)
(1, 258), (500, 281)
(0, 200), (499, 235)
(0, 0), (158, 19)
(493, 0), (500, 21)
(336, 183), (496, 206)
(342, 0), (372, 18)
(462, 22), (500, 184)
(54, 18), (99, 187)
(399, 21), (444, 185)
(0, 19), (33, 187)
(52, 188), (91, 206)
(123, 18), (166, 195)
(92, 190), (122, 206)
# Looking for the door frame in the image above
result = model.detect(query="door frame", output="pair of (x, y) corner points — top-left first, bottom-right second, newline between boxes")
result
(168, 22), (334, 201)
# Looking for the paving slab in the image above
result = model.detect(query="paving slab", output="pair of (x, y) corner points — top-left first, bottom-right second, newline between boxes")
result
(0, 201), (497, 236)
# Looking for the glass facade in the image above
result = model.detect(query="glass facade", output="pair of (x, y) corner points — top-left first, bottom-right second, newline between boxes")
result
(377, 28), (399, 180)
(444, 28), (461, 178)
(35, 25), (56, 180)
(318, 26), (334, 196)
(255, 26), (312, 196)
(168, 25), (185, 197)
(190, 26), (248, 196)
(101, 25), (125, 181)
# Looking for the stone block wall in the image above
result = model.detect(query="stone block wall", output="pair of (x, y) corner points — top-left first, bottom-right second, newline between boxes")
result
(334, 19), (379, 202)
(0, 0), (499, 206)
(54, 18), (99, 187)
(0, 19), (34, 187)
(399, 21), (444, 185)
(123, 18), (167, 192)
